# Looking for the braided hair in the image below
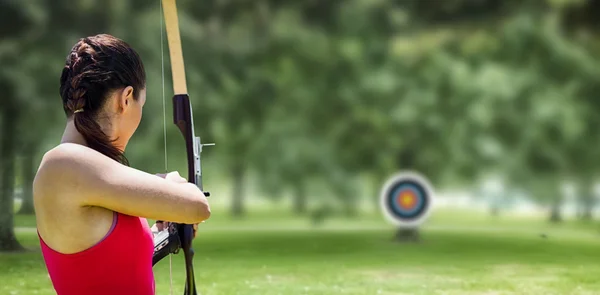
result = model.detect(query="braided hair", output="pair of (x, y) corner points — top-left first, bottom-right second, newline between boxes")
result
(59, 34), (146, 165)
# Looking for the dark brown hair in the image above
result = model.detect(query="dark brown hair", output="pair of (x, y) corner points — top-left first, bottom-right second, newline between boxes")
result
(59, 34), (146, 165)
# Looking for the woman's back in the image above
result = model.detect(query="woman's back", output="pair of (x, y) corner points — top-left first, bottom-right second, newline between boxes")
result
(34, 144), (156, 295)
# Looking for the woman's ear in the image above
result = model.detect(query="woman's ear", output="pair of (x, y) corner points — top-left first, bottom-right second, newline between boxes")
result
(118, 86), (135, 113)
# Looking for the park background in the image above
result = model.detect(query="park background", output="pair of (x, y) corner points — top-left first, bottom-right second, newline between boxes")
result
(1, 0), (600, 294)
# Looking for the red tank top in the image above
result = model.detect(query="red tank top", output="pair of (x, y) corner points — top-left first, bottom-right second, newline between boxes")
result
(39, 212), (156, 295)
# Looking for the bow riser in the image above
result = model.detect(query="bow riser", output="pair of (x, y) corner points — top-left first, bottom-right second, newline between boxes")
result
(173, 94), (213, 194)
(172, 94), (199, 295)
(173, 94), (201, 187)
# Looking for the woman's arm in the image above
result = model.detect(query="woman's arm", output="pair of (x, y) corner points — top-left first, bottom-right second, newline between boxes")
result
(38, 143), (210, 224)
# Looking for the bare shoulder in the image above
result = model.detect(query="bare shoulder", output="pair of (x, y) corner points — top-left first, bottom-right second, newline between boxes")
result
(40, 142), (111, 168)
(34, 143), (117, 202)
(37, 143), (111, 177)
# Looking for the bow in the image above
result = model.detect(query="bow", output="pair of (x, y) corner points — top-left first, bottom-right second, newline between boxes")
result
(152, 0), (214, 294)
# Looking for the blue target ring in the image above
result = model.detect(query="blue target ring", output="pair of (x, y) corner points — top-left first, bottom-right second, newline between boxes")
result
(390, 184), (425, 217)
(386, 181), (429, 221)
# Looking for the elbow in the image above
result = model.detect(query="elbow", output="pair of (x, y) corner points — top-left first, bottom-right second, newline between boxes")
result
(181, 184), (211, 223)
(191, 189), (211, 223)
(197, 201), (211, 222)
(184, 199), (210, 224)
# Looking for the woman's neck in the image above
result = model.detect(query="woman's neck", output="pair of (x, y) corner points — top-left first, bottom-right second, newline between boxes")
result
(61, 119), (88, 146)
(61, 117), (127, 152)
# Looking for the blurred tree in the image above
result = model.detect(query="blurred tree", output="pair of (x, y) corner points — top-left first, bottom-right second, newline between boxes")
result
(5, 0), (600, 229)
(0, 0), (37, 251)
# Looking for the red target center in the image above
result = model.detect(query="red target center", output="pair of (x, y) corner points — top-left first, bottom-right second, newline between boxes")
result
(395, 190), (417, 210)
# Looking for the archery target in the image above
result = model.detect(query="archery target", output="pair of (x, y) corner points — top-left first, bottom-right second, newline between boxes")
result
(379, 171), (434, 228)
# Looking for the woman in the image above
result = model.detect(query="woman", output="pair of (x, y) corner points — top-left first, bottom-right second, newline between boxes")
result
(33, 34), (211, 295)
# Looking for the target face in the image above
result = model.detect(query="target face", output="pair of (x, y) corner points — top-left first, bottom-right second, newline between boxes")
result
(379, 171), (434, 228)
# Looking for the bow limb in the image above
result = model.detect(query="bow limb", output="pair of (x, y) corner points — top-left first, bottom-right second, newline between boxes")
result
(162, 0), (187, 95)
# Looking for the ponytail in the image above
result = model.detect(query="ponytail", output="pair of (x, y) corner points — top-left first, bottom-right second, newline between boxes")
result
(73, 112), (129, 165)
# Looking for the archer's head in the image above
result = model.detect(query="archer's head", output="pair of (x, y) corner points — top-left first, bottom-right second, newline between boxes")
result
(59, 34), (146, 165)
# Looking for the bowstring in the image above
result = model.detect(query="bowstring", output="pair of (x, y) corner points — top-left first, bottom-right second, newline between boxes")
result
(159, 0), (174, 294)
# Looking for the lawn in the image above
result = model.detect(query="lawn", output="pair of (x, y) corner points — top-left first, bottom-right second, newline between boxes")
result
(2, 207), (600, 295)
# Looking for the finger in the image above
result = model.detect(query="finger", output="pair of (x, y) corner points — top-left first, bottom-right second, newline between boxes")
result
(166, 172), (187, 183)
(155, 223), (164, 231)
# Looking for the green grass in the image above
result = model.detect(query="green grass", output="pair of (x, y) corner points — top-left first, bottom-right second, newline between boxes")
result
(3, 208), (600, 294)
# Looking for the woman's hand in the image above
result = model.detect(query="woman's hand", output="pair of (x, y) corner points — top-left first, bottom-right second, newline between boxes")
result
(152, 221), (200, 238)
(154, 171), (201, 238)
(151, 221), (170, 234)
(155, 171), (187, 184)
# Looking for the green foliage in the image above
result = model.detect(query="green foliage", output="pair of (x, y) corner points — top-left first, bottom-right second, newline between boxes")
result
(3, 0), (600, 213)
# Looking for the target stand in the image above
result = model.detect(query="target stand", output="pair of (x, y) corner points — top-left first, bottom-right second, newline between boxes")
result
(379, 171), (435, 242)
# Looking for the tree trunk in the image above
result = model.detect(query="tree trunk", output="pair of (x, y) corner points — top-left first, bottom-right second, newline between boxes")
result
(310, 204), (332, 227)
(334, 185), (357, 217)
(230, 165), (246, 217)
(549, 196), (562, 223)
(578, 181), (594, 221)
(18, 145), (36, 215)
(292, 181), (307, 215)
(331, 175), (357, 217)
(0, 103), (24, 251)
(579, 193), (593, 221)
(373, 171), (387, 211)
